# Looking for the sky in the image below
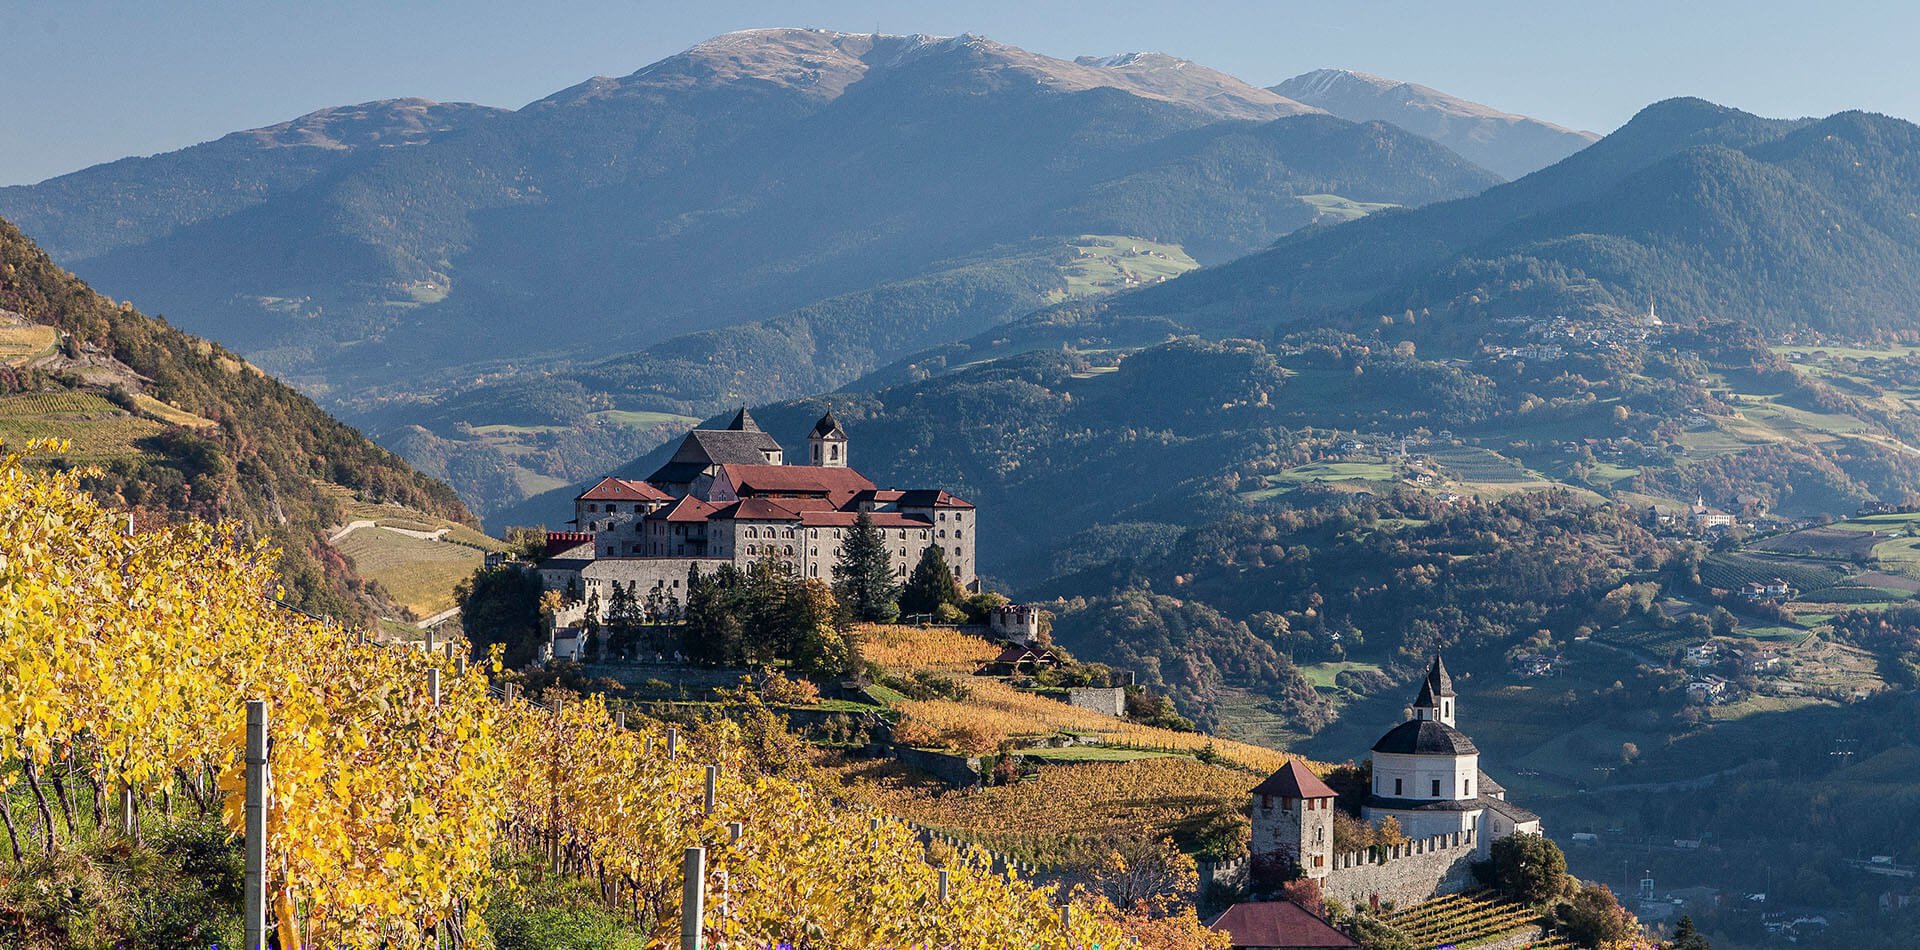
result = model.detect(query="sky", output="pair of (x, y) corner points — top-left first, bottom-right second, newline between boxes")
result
(2, 0), (1917, 185)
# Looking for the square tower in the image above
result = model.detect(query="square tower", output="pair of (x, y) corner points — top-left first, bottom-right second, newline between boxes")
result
(1249, 759), (1338, 882)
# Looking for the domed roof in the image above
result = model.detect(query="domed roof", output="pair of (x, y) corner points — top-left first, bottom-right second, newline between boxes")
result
(1371, 719), (1478, 756)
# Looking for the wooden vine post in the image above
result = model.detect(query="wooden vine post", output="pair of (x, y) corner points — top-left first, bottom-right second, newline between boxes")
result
(244, 699), (270, 950)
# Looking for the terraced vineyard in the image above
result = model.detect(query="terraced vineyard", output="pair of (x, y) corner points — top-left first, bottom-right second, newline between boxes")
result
(1429, 445), (1537, 484)
(0, 390), (163, 460)
(1387, 890), (1545, 948)
(1700, 551), (1850, 592)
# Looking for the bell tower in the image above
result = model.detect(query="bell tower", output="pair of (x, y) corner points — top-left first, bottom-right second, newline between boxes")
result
(809, 412), (848, 468)
(1412, 655), (1456, 727)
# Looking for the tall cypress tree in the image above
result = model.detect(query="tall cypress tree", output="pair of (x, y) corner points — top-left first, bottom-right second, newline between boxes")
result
(901, 543), (963, 619)
(834, 511), (898, 621)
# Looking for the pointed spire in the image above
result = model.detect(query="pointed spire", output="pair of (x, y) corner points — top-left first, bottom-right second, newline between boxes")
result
(1413, 655), (1454, 707)
(725, 406), (759, 432)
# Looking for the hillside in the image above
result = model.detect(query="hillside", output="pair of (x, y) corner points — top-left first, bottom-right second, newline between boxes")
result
(1113, 98), (1920, 340)
(0, 214), (472, 622)
(1272, 68), (1599, 179)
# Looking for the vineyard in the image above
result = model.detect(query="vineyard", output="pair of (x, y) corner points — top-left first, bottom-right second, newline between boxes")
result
(1699, 552), (1849, 593)
(893, 674), (1302, 775)
(825, 757), (1254, 870)
(855, 625), (1308, 775)
(0, 321), (57, 366)
(1386, 890), (1547, 947)
(1428, 445), (1537, 484)
(0, 446), (1158, 948)
(856, 623), (1003, 673)
(0, 391), (163, 461)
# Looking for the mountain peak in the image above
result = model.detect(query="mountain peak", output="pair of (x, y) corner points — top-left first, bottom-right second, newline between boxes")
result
(537, 29), (1316, 121)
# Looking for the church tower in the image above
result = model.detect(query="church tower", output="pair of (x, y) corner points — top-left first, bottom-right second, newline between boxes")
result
(1249, 759), (1338, 882)
(1412, 655), (1456, 727)
(809, 412), (848, 468)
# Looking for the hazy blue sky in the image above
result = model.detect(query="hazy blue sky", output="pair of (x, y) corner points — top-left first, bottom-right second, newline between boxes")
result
(3, 0), (1915, 185)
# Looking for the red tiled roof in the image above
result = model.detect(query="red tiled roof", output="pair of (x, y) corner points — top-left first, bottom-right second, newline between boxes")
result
(718, 464), (875, 503)
(1251, 760), (1338, 800)
(1208, 901), (1357, 949)
(577, 477), (673, 503)
(651, 496), (718, 524)
(710, 497), (802, 522)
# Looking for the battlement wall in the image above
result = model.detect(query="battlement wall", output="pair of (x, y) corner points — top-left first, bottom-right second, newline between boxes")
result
(1323, 829), (1479, 909)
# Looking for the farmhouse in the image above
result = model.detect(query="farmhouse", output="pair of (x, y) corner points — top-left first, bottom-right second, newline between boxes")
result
(540, 409), (977, 612)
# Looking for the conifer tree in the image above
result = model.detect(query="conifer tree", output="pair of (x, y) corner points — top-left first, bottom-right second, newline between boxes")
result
(901, 543), (964, 619)
(834, 511), (898, 621)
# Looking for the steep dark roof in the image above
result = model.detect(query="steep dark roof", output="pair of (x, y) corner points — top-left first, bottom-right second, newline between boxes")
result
(1251, 760), (1338, 800)
(1414, 655), (1455, 706)
(892, 488), (976, 510)
(1208, 901), (1357, 949)
(1361, 794), (1483, 812)
(1476, 769), (1506, 797)
(1371, 719), (1478, 756)
(647, 425), (783, 484)
(725, 406), (760, 431)
(811, 412), (845, 438)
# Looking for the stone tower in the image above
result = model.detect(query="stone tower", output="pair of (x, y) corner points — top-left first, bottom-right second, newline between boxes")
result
(1250, 759), (1338, 882)
(1412, 655), (1456, 727)
(809, 412), (848, 468)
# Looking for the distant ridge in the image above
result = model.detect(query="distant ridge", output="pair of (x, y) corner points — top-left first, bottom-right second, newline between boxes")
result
(1272, 67), (1599, 178)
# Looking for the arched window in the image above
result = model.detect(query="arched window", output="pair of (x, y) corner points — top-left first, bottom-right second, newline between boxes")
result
(746, 527), (758, 539)
(785, 545), (794, 556)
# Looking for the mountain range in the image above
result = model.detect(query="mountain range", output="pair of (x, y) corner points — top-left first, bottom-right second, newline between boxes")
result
(0, 28), (1574, 518)
(1271, 68), (1599, 179)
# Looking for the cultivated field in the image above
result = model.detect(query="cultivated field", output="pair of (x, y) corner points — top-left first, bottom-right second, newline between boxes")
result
(333, 527), (483, 618)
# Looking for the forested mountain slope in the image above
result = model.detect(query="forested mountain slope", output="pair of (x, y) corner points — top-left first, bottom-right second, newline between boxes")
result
(0, 215), (470, 622)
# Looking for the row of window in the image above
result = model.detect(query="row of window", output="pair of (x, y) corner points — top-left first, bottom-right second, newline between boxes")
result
(582, 502), (652, 514)
(1382, 777), (1473, 798)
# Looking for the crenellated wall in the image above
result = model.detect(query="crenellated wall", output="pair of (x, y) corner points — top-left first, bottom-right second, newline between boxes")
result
(1321, 829), (1479, 909)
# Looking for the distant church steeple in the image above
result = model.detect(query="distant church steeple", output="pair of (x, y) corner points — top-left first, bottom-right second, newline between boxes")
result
(1412, 655), (1456, 727)
(725, 406), (760, 432)
(809, 412), (848, 468)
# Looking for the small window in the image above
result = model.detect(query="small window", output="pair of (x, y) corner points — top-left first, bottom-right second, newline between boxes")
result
(1394, 779), (1403, 796)
(1431, 779), (1441, 797)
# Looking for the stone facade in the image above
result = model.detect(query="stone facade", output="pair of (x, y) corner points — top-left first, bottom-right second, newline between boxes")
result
(988, 603), (1041, 640)
(1066, 686), (1126, 718)
(1319, 831), (1480, 910)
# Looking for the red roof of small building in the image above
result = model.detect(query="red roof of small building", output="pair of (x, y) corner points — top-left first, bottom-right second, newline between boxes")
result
(1208, 901), (1357, 949)
(1251, 760), (1338, 800)
(710, 497), (802, 522)
(577, 477), (673, 503)
(651, 496), (718, 524)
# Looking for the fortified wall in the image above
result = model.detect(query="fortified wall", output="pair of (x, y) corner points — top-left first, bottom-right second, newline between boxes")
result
(1320, 829), (1479, 909)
